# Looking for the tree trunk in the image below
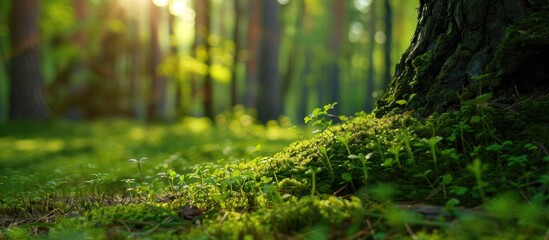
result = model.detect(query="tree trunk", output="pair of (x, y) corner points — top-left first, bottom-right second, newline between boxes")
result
(365, 0), (377, 112)
(169, 0), (183, 119)
(327, 0), (345, 105)
(148, 1), (167, 121)
(256, 0), (282, 122)
(298, 49), (311, 120)
(230, 0), (241, 108)
(296, 0), (310, 120)
(128, 1), (146, 121)
(375, 0), (549, 116)
(9, 0), (50, 120)
(196, 0), (214, 120)
(382, 0), (393, 90)
(245, 0), (261, 108)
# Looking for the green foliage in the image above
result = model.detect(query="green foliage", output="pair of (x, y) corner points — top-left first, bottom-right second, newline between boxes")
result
(1, 96), (549, 239)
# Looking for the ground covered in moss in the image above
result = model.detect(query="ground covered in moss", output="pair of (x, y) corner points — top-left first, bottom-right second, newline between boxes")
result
(1, 97), (547, 239)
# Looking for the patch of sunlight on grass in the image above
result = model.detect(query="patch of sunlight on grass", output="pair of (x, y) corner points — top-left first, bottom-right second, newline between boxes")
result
(265, 120), (297, 140)
(145, 127), (166, 146)
(129, 127), (146, 141)
(0, 118), (300, 194)
(179, 117), (213, 134)
(14, 138), (65, 152)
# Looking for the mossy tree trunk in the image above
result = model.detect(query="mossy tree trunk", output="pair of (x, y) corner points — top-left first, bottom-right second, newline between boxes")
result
(375, 0), (549, 116)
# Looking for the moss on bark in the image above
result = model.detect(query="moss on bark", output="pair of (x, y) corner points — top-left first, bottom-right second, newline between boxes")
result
(374, 0), (549, 116)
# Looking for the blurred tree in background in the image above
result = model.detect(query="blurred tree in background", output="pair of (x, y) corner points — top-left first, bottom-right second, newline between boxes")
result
(8, 0), (50, 120)
(0, 0), (419, 123)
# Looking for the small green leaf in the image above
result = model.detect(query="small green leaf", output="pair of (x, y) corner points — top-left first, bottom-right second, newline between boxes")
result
(319, 146), (328, 155)
(524, 143), (538, 151)
(396, 99), (408, 105)
(462, 92), (493, 105)
(475, 92), (493, 102)
(442, 174), (453, 185)
(341, 172), (353, 182)
(339, 115), (349, 121)
(382, 158), (394, 167)
(312, 108), (322, 116)
(470, 115), (482, 123)
(449, 186), (468, 195)
(486, 143), (503, 152)
(445, 198), (460, 208)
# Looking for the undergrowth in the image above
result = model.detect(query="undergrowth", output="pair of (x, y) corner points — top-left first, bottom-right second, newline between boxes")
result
(1, 97), (548, 239)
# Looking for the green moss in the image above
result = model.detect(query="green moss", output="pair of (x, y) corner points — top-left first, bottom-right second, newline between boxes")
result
(411, 50), (436, 89)
(197, 195), (364, 239)
(86, 204), (179, 228)
(247, 96), (547, 206)
(277, 178), (307, 195)
(428, 47), (473, 112)
(479, 7), (549, 93)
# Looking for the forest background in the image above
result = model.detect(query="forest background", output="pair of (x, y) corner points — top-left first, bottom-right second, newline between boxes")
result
(0, 0), (419, 123)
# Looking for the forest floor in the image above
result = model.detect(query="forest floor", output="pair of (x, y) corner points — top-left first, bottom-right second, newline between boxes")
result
(1, 101), (548, 239)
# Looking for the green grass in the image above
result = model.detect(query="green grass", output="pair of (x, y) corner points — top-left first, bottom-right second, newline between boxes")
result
(1, 99), (548, 239)
(0, 116), (297, 181)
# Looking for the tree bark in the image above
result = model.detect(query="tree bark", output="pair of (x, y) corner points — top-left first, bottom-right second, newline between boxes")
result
(327, 0), (345, 105)
(169, 0), (183, 119)
(148, 1), (167, 121)
(375, 0), (549, 116)
(195, 0), (214, 120)
(256, 0), (282, 122)
(365, 0), (377, 112)
(9, 0), (50, 120)
(245, 0), (261, 108)
(383, 0), (393, 90)
(230, 0), (241, 108)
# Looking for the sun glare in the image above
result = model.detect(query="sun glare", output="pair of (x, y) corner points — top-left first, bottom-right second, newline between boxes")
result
(153, 0), (169, 7)
(354, 0), (373, 13)
(119, 0), (194, 23)
(171, 0), (195, 22)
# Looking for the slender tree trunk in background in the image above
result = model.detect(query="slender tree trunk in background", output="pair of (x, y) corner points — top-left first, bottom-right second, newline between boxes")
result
(129, 15), (145, 121)
(46, 0), (89, 118)
(9, 0), (49, 120)
(91, 3), (126, 117)
(245, 0), (261, 108)
(375, 0), (548, 116)
(148, 1), (166, 121)
(327, 0), (344, 105)
(169, 0), (183, 119)
(298, 49), (311, 120)
(383, 0), (393, 90)
(281, 0), (304, 104)
(296, 0), (309, 121)
(230, 0), (241, 108)
(365, 0), (377, 112)
(393, 0), (406, 64)
(256, 0), (282, 122)
(62, 0), (88, 119)
(196, 0), (214, 120)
